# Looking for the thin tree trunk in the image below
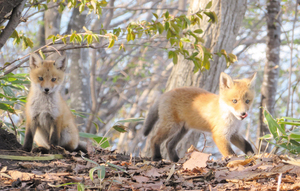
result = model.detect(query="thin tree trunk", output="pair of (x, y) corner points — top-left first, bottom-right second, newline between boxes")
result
(143, 0), (247, 160)
(44, 0), (61, 60)
(67, 8), (90, 132)
(258, 0), (281, 152)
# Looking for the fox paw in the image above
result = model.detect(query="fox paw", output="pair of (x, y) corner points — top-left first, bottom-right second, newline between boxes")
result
(32, 147), (49, 154)
(152, 156), (162, 161)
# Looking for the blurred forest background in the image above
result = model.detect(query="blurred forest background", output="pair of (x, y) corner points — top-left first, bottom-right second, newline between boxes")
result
(0, 0), (299, 159)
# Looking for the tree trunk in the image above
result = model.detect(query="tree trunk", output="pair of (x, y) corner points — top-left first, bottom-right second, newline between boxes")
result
(44, 0), (62, 60)
(67, 8), (91, 132)
(258, 0), (281, 152)
(142, 0), (247, 159)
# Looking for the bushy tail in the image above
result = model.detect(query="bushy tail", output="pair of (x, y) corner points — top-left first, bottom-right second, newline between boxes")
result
(143, 100), (159, 136)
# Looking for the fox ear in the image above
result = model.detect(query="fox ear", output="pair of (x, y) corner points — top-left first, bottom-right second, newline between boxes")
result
(248, 72), (257, 88)
(29, 53), (42, 69)
(220, 72), (234, 89)
(54, 56), (66, 71)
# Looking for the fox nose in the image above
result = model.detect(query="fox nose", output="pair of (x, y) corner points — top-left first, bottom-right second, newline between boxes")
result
(44, 88), (49, 93)
(242, 112), (246, 116)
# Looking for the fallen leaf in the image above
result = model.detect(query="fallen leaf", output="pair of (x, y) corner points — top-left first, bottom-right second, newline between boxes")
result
(0, 166), (7, 172)
(182, 152), (210, 170)
(143, 166), (161, 177)
(133, 175), (149, 183)
(166, 164), (175, 182)
(8, 170), (34, 181)
(187, 145), (200, 153)
(227, 158), (254, 168)
(258, 165), (274, 170)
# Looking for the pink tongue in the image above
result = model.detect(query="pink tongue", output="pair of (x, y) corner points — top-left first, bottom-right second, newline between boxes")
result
(241, 113), (248, 119)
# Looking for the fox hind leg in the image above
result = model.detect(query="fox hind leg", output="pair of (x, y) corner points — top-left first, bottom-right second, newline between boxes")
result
(150, 120), (184, 161)
(166, 124), (188, 162)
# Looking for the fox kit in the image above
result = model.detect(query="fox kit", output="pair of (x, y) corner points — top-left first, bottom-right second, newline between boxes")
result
(143, 72), (256, 162)
(23, 53), (86, 153)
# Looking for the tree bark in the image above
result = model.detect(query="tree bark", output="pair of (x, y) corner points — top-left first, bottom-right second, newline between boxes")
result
(0, 0), (24, 25)
(258, 0), (281, 152)
(44, 0), (62, 60)
(142, 0), (247, 159)
(0, 0), (26, 49)
(68, 8), (91, 132)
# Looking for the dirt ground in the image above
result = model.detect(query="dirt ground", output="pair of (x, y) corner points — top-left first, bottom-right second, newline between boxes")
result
(1, 129), (300, 190)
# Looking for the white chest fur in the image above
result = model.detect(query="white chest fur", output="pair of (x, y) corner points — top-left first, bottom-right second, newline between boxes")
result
(219, 100), (243, 140)
(29, 90), (60, 128)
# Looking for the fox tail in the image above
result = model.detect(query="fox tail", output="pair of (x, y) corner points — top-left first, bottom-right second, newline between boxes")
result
(143, 100), (159, 136)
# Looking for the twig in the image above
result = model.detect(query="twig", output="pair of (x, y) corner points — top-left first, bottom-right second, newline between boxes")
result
(103, 6), (187, 12)
(277, 173), (282, 191)
(286, 2), (298, 117)
(200, 133), (207, 152)
(7, 112), (17, 136)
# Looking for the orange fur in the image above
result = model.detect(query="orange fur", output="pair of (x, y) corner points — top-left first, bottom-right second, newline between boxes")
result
(143, 72), (256, 162)
(23, 53), (86, 152)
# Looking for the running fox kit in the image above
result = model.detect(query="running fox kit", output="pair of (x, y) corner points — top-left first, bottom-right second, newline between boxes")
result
(23, 53), (86, 152)
(143, 72), (256, 162)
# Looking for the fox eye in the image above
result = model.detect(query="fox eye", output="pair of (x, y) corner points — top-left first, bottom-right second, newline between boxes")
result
(38, 77), (43, 81)
(245, 100), (250, 104)
(232, 99), (237, 104)
(51, 78), (56, 82)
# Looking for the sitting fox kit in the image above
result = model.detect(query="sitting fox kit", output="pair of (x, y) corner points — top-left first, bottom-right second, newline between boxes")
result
(143, 72), (256, 162)
(23, 53), (85, 152)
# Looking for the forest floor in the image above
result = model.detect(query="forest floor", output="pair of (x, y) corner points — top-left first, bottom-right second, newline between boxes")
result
(1, 128), (300, 190)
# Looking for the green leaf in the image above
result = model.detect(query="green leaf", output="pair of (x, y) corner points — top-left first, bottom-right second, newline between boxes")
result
(97, 117), (105, 124)
(61, 37), (66, 44)
(165, 11), (169, 19)
(263, 110), (281, 139)
(171, 22), (180, 34)
(164, 22), (169, 31)
(180, 37), (191, 43)
(78, 132), (110, 148)
(173, 53), (178, 64)
(228, 53), (238, 63)
(193, 29), (203, 34)
(113, 125), (127, 133)
(79, 3), (85, 13)
(77, 183), (85, 191)
(25, 37), (33, 48)
(289, 132), (300, 141)
(89, 166), (105, 181)
(196, 13), (203, 20)
(116, 118), (144, 123)
(205, 1), (212, 9)
(204, 11), (218, 23)
(108, 38), (114, 48)
(0, 103), (15, 113)
(106, 162), (127, 172)
(281, 117), (300, 121)
(157, 22), (164, 34)
(93, 137), (110, 148)
(47, 35), (55, 40)
(152, 12), (158, 19)
(87, 35), (93, 44)
(260, 134), (272, 139)
(70, 33), (76, 42)
(3, 86), (14, 97)
(38, 50), (46, 60)
(168, 51), (174, 59)
(75, 34), (83, 44)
